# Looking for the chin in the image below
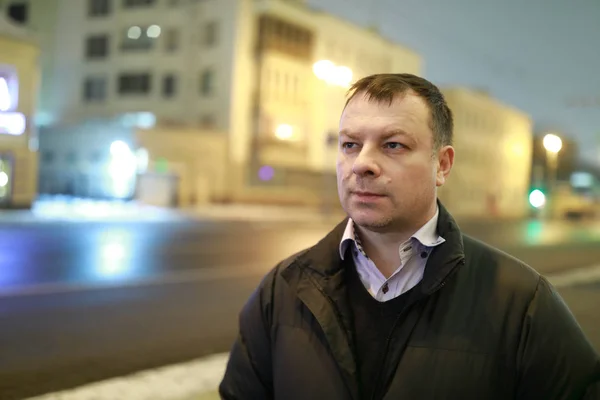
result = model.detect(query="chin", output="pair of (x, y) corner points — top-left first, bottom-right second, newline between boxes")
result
(348, 208), (393, 230)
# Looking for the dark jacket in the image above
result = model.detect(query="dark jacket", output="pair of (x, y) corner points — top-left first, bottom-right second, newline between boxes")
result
(220, 204), (600, 399)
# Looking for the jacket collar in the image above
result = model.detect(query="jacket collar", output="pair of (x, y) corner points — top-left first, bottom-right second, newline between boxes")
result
(287, 200), (465, 283)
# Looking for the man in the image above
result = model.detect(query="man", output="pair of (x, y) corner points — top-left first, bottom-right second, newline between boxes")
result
(220, 74), (600, 399)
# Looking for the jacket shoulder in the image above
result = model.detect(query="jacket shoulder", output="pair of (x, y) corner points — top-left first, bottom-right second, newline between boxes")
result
(240, 248), (310, 320)
(461, 234), (541, 297)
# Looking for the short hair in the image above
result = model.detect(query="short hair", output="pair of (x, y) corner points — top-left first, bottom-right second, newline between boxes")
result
(345, 73), (453, 149)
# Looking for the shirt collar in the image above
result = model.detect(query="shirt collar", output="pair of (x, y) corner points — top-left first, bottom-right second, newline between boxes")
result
(339, 207), (446, 260)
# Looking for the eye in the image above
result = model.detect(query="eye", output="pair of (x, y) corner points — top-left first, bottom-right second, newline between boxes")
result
(385, 142), (406, 150)
(341, 142), (358, 149)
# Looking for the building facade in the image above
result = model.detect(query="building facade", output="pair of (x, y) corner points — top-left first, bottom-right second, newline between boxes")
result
(0, 14), (39, 208)
(4, 0), (422, 205)
(439, 88), (533, 219)
(245, 0), (421, 205)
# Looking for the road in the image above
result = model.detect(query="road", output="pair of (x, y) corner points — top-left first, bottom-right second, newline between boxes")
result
(0, 218), (600, 399)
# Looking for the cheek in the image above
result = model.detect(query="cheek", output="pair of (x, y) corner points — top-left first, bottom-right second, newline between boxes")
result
(389, 162), (435, 185)
(336, 160), (350, 179)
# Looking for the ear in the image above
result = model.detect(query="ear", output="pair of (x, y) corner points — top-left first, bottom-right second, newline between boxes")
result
(436, 145), (455, 187)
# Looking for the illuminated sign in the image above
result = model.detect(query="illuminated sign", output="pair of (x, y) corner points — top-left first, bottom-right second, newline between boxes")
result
(0, 112), (26, 135)
(0, 67), (25, 136)
(0, 78), (11, 111)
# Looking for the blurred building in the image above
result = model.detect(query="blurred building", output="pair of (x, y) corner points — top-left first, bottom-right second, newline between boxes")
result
(439, 88), (533, 219)
(3, 0), (421, 206)
(0, 13), (39, 208)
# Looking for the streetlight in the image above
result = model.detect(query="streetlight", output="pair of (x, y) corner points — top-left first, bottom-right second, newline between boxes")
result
(543, 133), (562, 189)
(542, 133), (562, 218)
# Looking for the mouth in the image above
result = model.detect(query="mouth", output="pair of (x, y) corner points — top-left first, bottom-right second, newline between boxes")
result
(351, 191), (386, 201)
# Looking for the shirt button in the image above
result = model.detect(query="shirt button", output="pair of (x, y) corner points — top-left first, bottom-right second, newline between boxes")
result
(421, 251), (428, 258)
(382, 283), (389, 294)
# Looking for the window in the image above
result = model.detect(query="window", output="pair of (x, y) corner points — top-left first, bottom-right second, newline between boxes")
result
(162, 74), (177, 97)
(164, 28), (179, 52)
(42, 151), (54, 164)
(204, 21), (219, 47)
(122, 0), (156, 8)
(85, 35), (109, 59)
(199, 69), (214, 96)
(83, 77), (107, 101)
(88, 0), (111, 17)
(121, 25), (160, 51)
(7, 2), (28, 24)
(118, 73), (152, 95)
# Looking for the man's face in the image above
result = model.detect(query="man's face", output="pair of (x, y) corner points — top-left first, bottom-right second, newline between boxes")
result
(336, 91), (454, 232)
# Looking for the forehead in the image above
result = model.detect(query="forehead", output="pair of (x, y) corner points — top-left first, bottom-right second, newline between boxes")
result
(340, 91), (431, 138)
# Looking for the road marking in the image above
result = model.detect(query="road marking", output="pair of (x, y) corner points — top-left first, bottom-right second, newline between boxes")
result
(0, 265), (267, 299)
(546, 264), (600, 288)
(25, 353), (230, 400)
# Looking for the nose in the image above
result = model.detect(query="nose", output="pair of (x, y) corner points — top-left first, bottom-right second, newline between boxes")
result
(352, 147), (381, 178)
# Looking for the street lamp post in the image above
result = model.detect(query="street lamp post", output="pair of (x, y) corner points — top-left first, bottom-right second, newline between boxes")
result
(542, 133), (563, 218)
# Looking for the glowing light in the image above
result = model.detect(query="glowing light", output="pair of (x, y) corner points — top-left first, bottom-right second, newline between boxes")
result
(110, 141), (131, 157)
(571, 172), (594, 188)
(258, 165), (274, 181)
(136, 148), (149, 173)
(109, 141), (137, 198)
(543, 134), (562, 154)
(0, 78), (11, 111)
(312, 60), (353, 88)
(121, 112), (156, 129)
(275, 124), (293, 140)
(0, 171), (8, 187)
(147, 25), (161, 38)
(128, 26), (142, 39)
(312, 60), (335, 81)
(529, 189), (546, 209)
(333, 66), (353, 87)
(0, 112), (26, 135)
(95, 230), (132, 279)
(137, 112), (156, 129)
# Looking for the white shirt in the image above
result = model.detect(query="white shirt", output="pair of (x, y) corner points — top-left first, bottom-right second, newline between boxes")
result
(339, 209), (445, 302)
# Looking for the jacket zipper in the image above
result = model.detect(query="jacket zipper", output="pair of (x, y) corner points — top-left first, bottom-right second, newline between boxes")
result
(307, 273), (359, 400)
(370, 257), (466, 400)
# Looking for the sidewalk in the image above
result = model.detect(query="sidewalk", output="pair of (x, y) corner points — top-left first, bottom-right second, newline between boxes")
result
(0, 196), (185, 223)
(184, 203), (346, 223)
(0, 196), (345, 224)
(25, 353), (229, 400)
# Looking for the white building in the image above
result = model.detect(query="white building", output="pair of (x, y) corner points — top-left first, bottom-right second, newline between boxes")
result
(4, 0), (421, 205)
(439, 87), (534, 219)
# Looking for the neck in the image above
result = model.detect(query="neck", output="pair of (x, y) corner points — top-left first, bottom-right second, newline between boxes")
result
(355, 205), (437, 278)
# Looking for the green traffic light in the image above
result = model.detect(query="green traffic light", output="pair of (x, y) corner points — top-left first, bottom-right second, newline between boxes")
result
(529, 189), (546, 208)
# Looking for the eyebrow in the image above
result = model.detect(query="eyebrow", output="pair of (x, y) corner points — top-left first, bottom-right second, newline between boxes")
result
(339, 129), (415, 142)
